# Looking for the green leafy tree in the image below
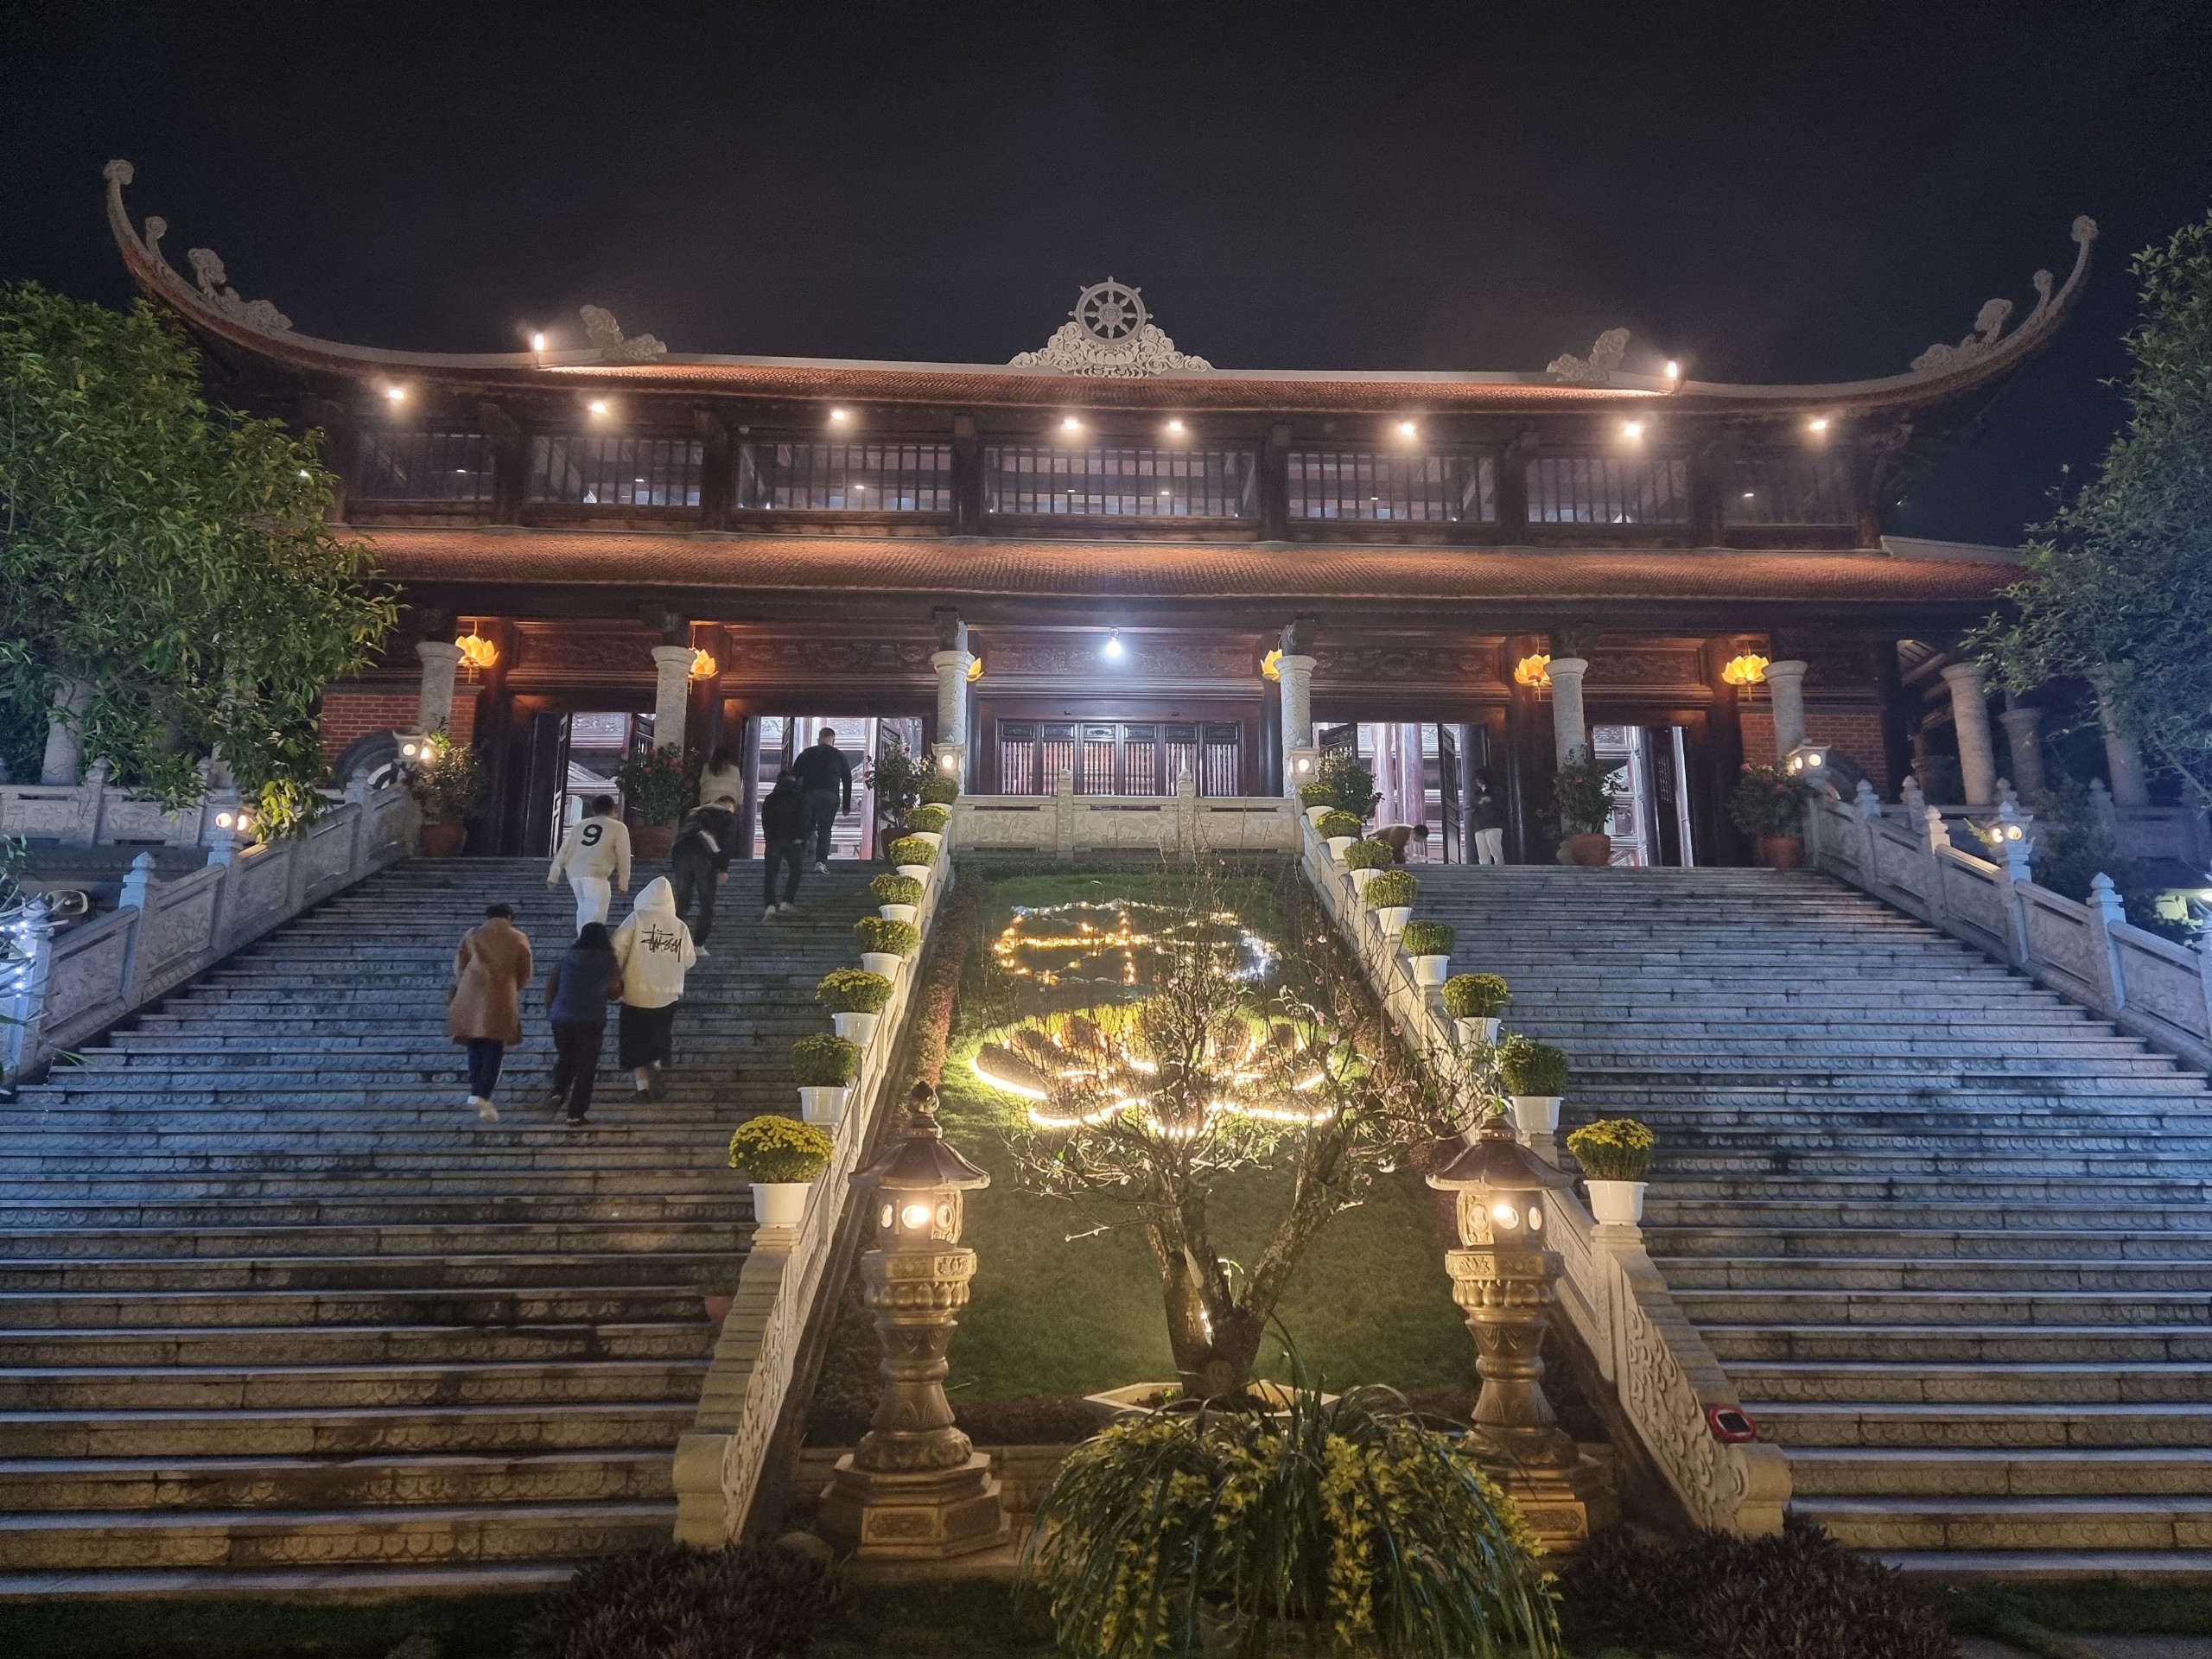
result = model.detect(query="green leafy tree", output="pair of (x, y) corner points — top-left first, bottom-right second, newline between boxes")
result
(1973, 209), (2212, 794)
(0, 283), (396, 833)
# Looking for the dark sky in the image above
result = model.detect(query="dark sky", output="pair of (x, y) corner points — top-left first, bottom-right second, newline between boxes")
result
(3, 0), (2209, 543)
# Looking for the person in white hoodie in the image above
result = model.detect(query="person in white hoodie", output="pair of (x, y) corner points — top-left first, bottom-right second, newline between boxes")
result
(547, 794), (632, 929)
(610, 875), (696, 1099)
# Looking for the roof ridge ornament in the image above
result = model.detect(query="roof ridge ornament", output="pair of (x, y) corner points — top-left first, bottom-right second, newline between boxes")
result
(580, 305), (667, 361)
(1547, 327), (1630, 385)
(1910, 216), (2098, 377)
(184, 247), (292, 335)
(1009, 277), (1212, 378)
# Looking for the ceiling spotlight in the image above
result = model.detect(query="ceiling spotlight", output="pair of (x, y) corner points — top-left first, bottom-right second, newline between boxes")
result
(1664, 359), (1680, 379)
(531, 332), (547, 352)
(1622, 420), (1644, 439)
(383, 385), (405, 403)
(1397, 420), (1418, 438)
(830, 408), (850, 422)
(1103, 630), (1125, 660)
(1808, 416), (1831, 431)
(1063, 416), (1082, 430)
(588, 399), (609, 415)
(1165, 418), (1185, 434)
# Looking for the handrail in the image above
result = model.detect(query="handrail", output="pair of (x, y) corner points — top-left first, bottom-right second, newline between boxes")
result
(951, 771), (1298, 857)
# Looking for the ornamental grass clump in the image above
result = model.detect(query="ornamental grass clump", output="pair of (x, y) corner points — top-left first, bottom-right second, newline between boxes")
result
(1315, 809), (1363, 841)
(1442, 973), (1510, 1020)
(918, 774), (960, 806)
(887, 834), (937, 868)
(1024, 1378), (1560, 1659)
(1566, 1117), (1656, 1181)
(904, 803), (950, 834)
(815, 969), (893, 1014)
(868, 873), (924, 907)
(725, 1116), (834, 1183)
(1499, 1033), (1570, 1097)
(791, 1033), (861, 1087)
(1341, 838), (1395, 872)
(854, 916), (922, 957)
(1364, 870), (1417, 909)
(1729, 762), (1813, 838)
(1399, 920), (1455, 958)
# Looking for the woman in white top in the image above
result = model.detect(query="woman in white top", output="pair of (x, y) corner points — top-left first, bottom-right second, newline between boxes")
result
(611, 876), (696, 1099)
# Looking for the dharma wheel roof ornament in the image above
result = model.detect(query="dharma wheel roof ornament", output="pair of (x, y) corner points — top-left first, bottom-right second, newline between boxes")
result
(1909, 215), (2097, 377)
(1009, 277), (1213, 378)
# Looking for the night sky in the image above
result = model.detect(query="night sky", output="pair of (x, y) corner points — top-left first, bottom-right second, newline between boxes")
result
(3, 0), (2209, 543)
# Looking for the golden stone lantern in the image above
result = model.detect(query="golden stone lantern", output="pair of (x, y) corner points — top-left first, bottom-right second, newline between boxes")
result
(817, 1084), (1008, 1559)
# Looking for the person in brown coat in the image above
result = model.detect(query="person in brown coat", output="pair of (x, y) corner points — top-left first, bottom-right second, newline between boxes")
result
(447, 901), (533, 1122)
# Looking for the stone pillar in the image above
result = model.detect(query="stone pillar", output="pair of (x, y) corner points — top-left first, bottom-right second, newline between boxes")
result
(1548, 658), (1590, 766)
(651, 645), (694, 753)
(1764, 659), (1809, 758)
(2096, 688), (2152, 808)
(1940, 662), (1998, 805)
(930, 647), (975, 782)
(1276, 653), (1317, 795)
(1998, 704), (2048, 801)
(415, 640), (464, 735)
(39, 679), (94, 785)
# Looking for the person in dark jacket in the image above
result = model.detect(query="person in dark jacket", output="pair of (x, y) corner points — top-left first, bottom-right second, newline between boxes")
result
(670, 794), (738, 953)
(790, 727), (852, 873)
(543, 922), (621, 1124)
(1469, 766), (1506, 866)
(759, 769), (808, 920)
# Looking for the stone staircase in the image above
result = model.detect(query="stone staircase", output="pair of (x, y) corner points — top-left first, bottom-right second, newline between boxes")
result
(1414, 864), (2212, 1575)
(0, 855), (874, 1598)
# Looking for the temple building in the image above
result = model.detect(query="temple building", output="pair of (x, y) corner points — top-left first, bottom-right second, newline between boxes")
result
(103, 162), (2111, 863)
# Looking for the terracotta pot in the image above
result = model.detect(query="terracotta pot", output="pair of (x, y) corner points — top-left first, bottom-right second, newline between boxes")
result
(419, 821), (467, 858)
(1755, 835), (1804, 870)
(703, 1294), (734, 1325)
(630, 822), (677, 859)
(1566, 832), (1613, 867)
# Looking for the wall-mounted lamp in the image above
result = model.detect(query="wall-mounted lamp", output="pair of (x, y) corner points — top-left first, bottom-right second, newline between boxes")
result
(1720, 653), (1770, 686)
(1103, 630), (1125, 660)
(966, 655), (983, 683)
(1262, 648), (1282, 683)
(1514, 653), (1553, 689)
(456, 634), (499, 671)
(690, 648), (719, 681)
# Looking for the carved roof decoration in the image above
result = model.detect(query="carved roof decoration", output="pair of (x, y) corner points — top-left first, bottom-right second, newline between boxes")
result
(104, 161), (2095, 417)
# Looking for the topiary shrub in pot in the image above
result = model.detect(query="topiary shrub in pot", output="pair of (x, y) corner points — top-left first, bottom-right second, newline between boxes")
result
(1297, 778), (1336, 822)
(1340, 836), (1395, 893)
(854, 916), (921, 987)
(904, 802), (950, 839)
(918, 773), (960, 807)
(1567, 1116), (1656, 1225)
(726, 1115), (835, 1230)
(887, 834), (937, 880)
(1731, 761), (1814, 869)
(1399, 918), (1456, 988)
(1364, 868), (1417, 936)
(613, 744), (689, 858)
(791, 1032), (861, 1125)
(869, 871), (924, 925)
(1442, 971), (1510, 1046)
(405, 729), (487, 856)
(817, 967), (893, 1046)
(1548, 752), (1617, 867)
(1315, 809), (1363, 860)
(1498, 1033), (1570, 1136)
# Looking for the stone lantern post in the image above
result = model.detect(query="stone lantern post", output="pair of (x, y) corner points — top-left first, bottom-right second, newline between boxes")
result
(818, 1085), (1008, 1559)
(1427, 1116), (1617, 1550)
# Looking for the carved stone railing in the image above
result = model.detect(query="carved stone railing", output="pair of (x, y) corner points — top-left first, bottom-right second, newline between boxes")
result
(1297, 820), (1790, 1535)
(671, 834), (954, 1546)
(952, 772), (1298, 857)
(0, 764), (235, 849)
(3, 778), (418, 1088)
(1807, 786), (2212, 1074)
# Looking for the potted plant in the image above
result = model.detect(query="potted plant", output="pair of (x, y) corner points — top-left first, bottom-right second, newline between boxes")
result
(791, 1032), (862, 1124)
(1296, 779), (1336, 825)
(864, 739), (927, 855)
(1314, 809), (1363, 860)
(1498, 1033), (1570, 1137)
(1315, 750), (1380, 824)
(1441, 972), (1510, 1046)
(1731, 762), (1814, 869)
(855, 915), (921, 980)
(903, 803), (951, 847)
(869, 871), (924, 925)
(1567, 1116), (1656, 1225)
(887, 835), (937, 881)
(1548, 752), (1616, 867)
(918, 773), (961, 807)
(404, 729), (485, 857)
(614, 744), (689, 859)
(1400, 918), (1455, 988)
(1340, 836), (1395, 894)
(1364, 868), (1416, 937)
(817, 967), (893, 1046)
(726, 1114), (835, 1230)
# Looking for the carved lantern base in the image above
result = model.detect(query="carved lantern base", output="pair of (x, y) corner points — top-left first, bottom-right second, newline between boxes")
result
(1474, 1447), (1618, 1558)
(817, 1452), (1008, 1559)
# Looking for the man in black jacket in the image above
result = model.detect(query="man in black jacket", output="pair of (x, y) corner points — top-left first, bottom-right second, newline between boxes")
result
(669, 794), (739, 952)
(790, 727), (853, 874)
(759, 771), (809, 920)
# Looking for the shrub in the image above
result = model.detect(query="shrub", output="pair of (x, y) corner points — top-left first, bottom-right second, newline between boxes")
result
(512, 1541), (837, 1659)
(868, 872), (924, 906)
(613, 745), (688, 827)
(1315, 809), (1363, 840)
(815, 969), (893, 1014)
(862, 738), (927, 829)
(855, 916), (922, 957)
(404, 729), (486, 825)
(1567, 1117), (1656, 1181)
(1315, 750), (1380, 822)
(1365, 869), (1417, 908)
(904, 803), (950, 834)
(1341, 837), (1395, 871)
(1297, 779), (1336, 808)
(1400, 919), (1455, 957)
(887, 834), (937, 868)
(1499, 1033), (1569, 1096)
(726, 1116), (835, 1183)
(1548, 752), (1617, 836)
(1441, 972), (1510, 1019)
(1730, 762), (1813, 838)
(791, 1033), (861, 1086)
(919, 773), (961, 806)
(1558, 1516), (1954, 1659)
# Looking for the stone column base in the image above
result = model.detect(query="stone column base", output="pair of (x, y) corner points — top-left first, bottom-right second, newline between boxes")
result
(1476, 1447), (1618, 1558)
(817, 1452), (1009, 1559)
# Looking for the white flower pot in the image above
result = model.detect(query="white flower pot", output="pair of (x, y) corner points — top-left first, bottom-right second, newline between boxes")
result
(1374, 906), (1411, 938)
(1585, 1179), (1648, 1226)
(895, 862), (931, 883)
(1349, 867), (1378, 896)
(1509, 1095), (1561, 1135)
(860, 950), (905, 981)
(1453, 1015), (1502, 1047)
(878, 903), (918, 925)
(908, 830), (944, 850)
(1409, 953), (1450, 988)
(798, 1084), (851, 1125)
(751, 1180), (810, 1229)
(1305, 804), (1332, 827)
(1326, 835), (1355, 861)
(833, 1010), (880, 1046)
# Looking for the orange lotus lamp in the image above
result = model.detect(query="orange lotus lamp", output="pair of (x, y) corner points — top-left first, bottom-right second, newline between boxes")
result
(1514, 653), (1553, 690)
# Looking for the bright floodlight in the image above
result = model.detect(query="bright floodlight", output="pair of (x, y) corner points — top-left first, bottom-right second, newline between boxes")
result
(1808, 416), (1831, 431)
(1103, 631), (1125, 659)
(1664, 359), (1680, 379)
(531, 333), (546, 352)
(588, 399), (608, 415)
(1166, 418), (1185, 434)
(383, 385), (405, 402)
(1397, 420), (1417, 437)
(830, 408), (850, 422)
(1063, 416), (1082, 430)
(1622, 420), (1643, 439)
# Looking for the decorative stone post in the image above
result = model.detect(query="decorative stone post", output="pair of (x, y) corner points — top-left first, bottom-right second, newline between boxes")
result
(1427, 1117), (1618, 1553)
(1939, 662), (1999, 805)
(651, 645), (694, 753)
(1548, 657), (1591, 765)
(1763, 659), (1809, 759)
(38, 679), (94, 786)
(818, 1085), (1008, 1559)
(930, 647), (975, 785)
(1276, 653), (1317, 795)
(2095, 688), (2152, 808)
(1998, 704), (2048, 801)
(415, 640), (464, 736)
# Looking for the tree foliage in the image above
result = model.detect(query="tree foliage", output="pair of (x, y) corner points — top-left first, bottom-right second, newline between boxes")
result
(0, 283), (395, 832)
(1973, 209), (2212, 794)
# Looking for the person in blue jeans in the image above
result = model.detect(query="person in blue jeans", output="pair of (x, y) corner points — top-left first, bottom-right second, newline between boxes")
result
(543, 921), (621, 1125)
(790, 726), (853, 872)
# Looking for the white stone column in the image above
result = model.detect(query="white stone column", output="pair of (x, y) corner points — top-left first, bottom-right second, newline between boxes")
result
(651, 645), (695, 753)
(1764, 659), (1809, 758)
(930, 647), (975, 781)
(2096, 687), (2152, 808)
(1276, 653), (1317, 795)
(1998, 705), (2048, 800)
(1940, 662), (1998, 804)
(415, 640), (464, 735)
(39, 679), (94, 785)
(1548, 657), (1590, 765)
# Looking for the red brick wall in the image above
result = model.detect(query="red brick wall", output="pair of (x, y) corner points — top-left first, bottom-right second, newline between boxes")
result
(1739, 709), (1776, 767)
(1806, 711), (1891, 796)
(318, 687), (477, 767)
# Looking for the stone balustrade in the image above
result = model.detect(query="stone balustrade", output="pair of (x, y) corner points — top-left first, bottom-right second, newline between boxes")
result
(950, 770), (1298, 857)
(0, 766), (235, 850)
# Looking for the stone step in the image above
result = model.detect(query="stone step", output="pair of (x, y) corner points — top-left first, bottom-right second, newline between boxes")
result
(0, 1358), (709, 1412)
(0, 1221), (744, 1262)
(1796, 1494), (2212, 1552)
(0, 1283), (715, 1332)
(1784, 1446), (2212, 1497)
(0, 1449), (676, 1513)
(0, 1320), (715, 1367)
(1704, 1323), (2212, 1364)
(1656, 1256), (2212, 1292)
(0, 1400), (698, 1459)
(1726, 1361), (2212, 1406)
(1678, 1287), (2212, 1326)
(1746, 1401), (2212, 1449)
(0, 1251), (732, 1294)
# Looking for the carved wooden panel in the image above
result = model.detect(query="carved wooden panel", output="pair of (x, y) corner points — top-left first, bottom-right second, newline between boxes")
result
(1310, 645), (1506, 689)
(510, 624), (664, 683)
(986, 639), (1256, 680)
(1584, 647), (1707, 690)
